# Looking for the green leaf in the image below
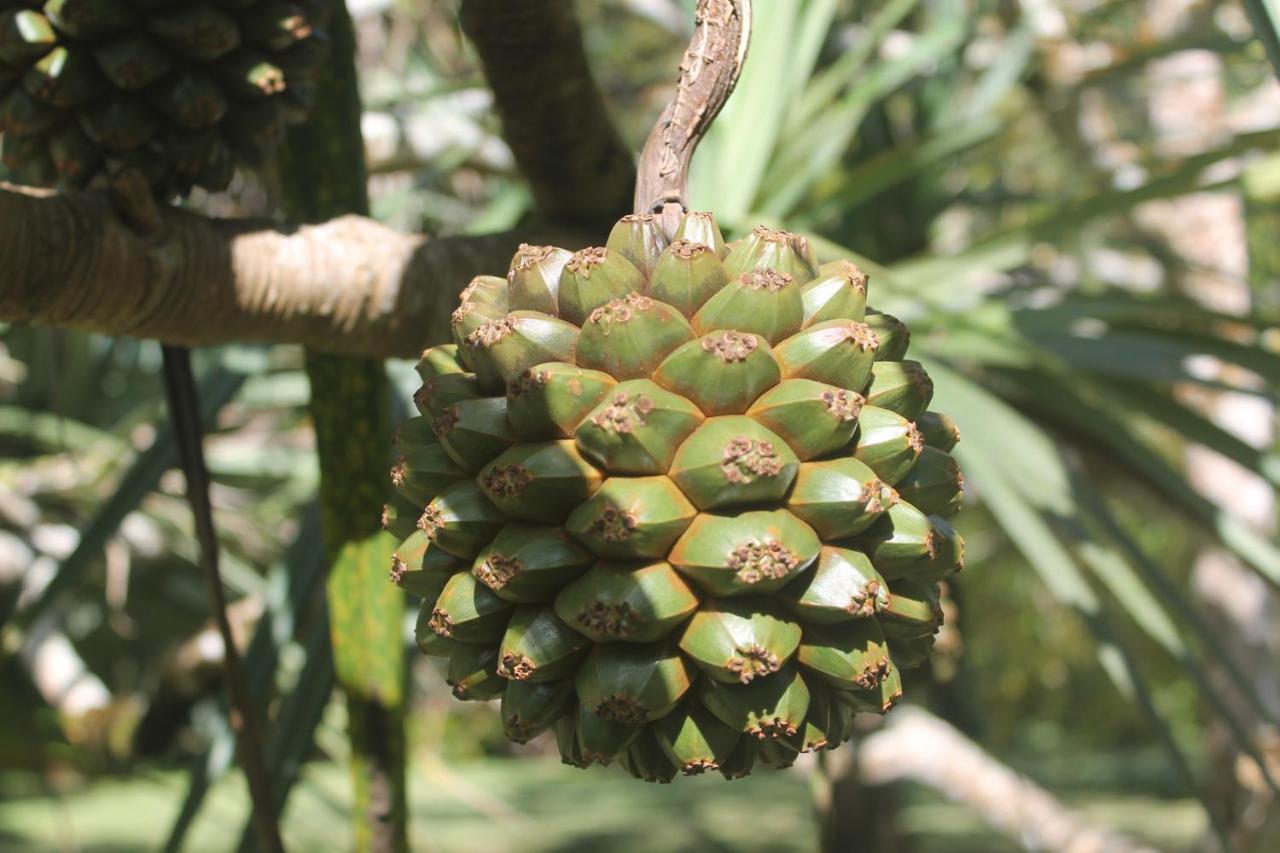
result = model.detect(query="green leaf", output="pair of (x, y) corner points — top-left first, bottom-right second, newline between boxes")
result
(930, 364), (1241, 839)
(696, 0), (804, 219)
(991, 368), (1280, 588)
(796, 116), (1003, 228)
(1089, 379), (1280, 488)
(788, 0), (922, 128)
(277, 4), (408, 849)
(760, 18), (968, 218)
(890, 129), (1280, 292)
(1241, 0), (1280, 79)
(165, 506), (327, 853)
(238, 612), (336, 853)
(2, 366), (246, 635)
(0, 405), (119, 451)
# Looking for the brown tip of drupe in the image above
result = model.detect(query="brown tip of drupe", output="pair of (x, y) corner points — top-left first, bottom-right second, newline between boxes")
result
(282, 14), (313, 40)
(465, 316), (516, 349)
(591, 392), (652, 434)
(418, 505), (445, 539)
(905, 423), (925, 453)
(701, 330), (757, 362)
(831, 259), (869, 293)
(389, 556), (407, 585)
(841, 321), (879, 351)
(576, 600), (636, 637)
(428, 608), (454, 637)
(498, 652), (537, 680)
(511, 243), (555, 271)
(924, 529), (941, 560)
(721, 437), (783, 484)
(752, 718), (799, 739)
(587, 506), (639, 542)
(588, 293), (651, 328)
(475, 554), (524, 590)
(727, 538), (800, 584)
(566, 246), (608, 274)
(848, 579), (885, 618)
(752, 224), (794, 244)
(509, 368), (551, 398)
(821, 388), (863, 422)
(739, 267), (793, 292)
(481, 463), (533, 498)
(669, 239), (709, 259)
(595, 694), (649, 726)
(431, 405), (459, 438)
(854, 658), (892, 690)
(681, 759), (718, 775)
(726, 644), (782, 683)
(505, 714), (535, 743)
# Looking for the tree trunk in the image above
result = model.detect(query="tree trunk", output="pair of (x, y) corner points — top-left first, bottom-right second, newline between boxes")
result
(275, 3), (408, 850)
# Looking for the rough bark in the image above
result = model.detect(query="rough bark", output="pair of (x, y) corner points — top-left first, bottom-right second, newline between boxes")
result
(0, 184), (584, 358)
(458, 0), (636, 224)
(277, 3), (406, 851)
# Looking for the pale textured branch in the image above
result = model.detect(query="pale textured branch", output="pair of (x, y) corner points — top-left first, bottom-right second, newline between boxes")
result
(0, 184), (580, 359)
(856, 707), (1156, 853)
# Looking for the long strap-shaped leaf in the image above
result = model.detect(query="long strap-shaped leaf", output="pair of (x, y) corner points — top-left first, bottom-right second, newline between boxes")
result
(929, 363), (1234, 845)
(1242, 0), (1280, 78)
(236, 611), (337, 853)
(165, 505), (326, 852)
(1, 366), (246, 635)
(1010, 370), (1280, 587)
(938, 359), (1280, 788)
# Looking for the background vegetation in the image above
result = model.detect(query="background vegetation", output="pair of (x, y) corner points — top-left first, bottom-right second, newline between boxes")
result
(2, 0), (1278, 849)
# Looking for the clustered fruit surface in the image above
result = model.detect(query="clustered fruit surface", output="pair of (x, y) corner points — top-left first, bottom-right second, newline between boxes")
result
(0, 0), (329, 194)
(387, 213), (965, 781)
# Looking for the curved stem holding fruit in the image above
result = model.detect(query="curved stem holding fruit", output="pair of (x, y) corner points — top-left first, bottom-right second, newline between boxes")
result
(633, 0), (752, 238)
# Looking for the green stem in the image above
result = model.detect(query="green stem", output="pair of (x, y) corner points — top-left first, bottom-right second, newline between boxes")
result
(275, 3), (407, 851)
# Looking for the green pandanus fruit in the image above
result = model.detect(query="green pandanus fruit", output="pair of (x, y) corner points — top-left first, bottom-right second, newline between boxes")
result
(0, 0), (330, 194)
(391, 214), (965, 780)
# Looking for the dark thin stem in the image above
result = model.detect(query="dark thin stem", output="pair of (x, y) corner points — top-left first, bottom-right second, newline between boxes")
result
(160, 345), (284, 853)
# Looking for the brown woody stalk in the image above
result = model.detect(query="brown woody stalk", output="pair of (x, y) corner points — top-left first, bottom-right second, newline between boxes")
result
(634, 0), (751, 236)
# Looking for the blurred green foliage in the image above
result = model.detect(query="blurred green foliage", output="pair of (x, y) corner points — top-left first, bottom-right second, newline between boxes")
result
(2, 0), (1278, 848)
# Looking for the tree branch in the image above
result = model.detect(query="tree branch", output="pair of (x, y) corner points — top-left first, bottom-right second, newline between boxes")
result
(856, 707), (1156, 853)
(458, 0), (636, 225)
(0, 184), (583, 359)
(2, 4), (631, 357)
